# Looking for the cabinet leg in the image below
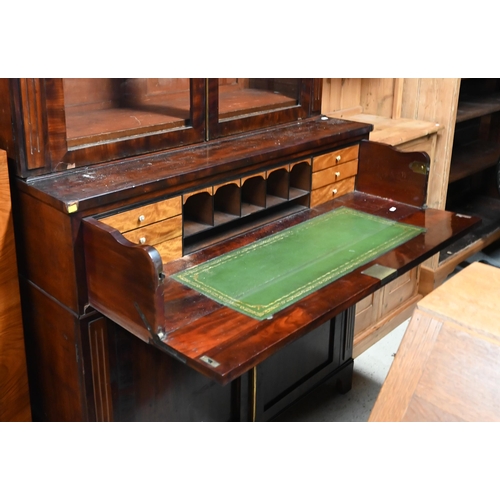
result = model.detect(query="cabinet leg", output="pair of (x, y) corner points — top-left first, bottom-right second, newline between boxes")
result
(336, 359), (354, 395)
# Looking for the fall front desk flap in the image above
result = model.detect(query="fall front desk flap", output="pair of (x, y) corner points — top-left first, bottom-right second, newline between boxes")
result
(172, 207), (425, 320)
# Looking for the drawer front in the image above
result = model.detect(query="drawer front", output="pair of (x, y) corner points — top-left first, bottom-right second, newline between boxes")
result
(381, 267), (418, 316)
(312, 145), (359, 172)
(311, 177), (356, 207)
(354, 290), (382, 336)
(101, 196), (182, 233)
(311, 159), (358, 189)
(122, 215), (182, 246)
(154, 237), (183, 263)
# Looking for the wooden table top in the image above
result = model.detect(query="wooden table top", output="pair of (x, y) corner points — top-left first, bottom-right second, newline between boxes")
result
(369, 261), (500, 422)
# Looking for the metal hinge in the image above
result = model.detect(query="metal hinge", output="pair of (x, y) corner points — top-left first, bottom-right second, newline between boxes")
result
(409, 161), (430, 175)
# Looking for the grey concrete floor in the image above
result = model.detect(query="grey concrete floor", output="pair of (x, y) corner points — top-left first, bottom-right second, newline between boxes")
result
(277, 320), (407, 422)
(277, 239), (500, 422)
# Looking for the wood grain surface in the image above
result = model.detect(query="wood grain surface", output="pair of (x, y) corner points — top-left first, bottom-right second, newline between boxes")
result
(0, 150), (31, 421)
(369, 262), (500, 421)
(83, 189), (479, 386)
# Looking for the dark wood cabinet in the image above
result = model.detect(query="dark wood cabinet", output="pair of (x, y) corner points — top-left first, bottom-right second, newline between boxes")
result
(1, 78), (479, 421)
(440, 78), (500, 268)
(1, 78), (320, 177)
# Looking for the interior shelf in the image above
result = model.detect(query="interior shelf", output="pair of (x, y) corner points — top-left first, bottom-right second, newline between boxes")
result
(183, 161), (312, 247)
(289, 187), (309, 200)
(66, 107), (188, 147)
(218, 87), (297, 119)
(183, 203), (309, 255)
(449, 140), (500, 183)
(455, 93), (500, 123)
(183, 220), (213, 239)
(63, 79), (300, 148)
(213, 212), (239, 226)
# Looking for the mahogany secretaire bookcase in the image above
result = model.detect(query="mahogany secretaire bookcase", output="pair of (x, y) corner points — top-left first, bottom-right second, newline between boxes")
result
(0, 78), (478, 421)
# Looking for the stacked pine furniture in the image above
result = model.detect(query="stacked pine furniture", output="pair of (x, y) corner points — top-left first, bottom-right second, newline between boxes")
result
(322, 78), (500, 355)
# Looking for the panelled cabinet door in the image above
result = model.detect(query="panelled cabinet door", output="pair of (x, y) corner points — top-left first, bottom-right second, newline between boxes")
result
(14, 78), (207, 174)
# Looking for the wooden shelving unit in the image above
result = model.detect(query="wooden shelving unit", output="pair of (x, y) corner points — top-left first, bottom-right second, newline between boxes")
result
(422, 79), (500, 290)
(321, 78), (454, 357)
(323, 78), (500, 302)
(455, 92), (500, 123)
(448, 140), (500, 183)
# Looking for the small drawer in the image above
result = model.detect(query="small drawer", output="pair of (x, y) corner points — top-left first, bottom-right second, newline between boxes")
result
(312, 145), (359, 172)
(154, 237), (183, 263)
(100, 196), (182, 233)
(311, 159), (358, 189)
(122, 215), (182, 246)
(310, 177), (356, 207)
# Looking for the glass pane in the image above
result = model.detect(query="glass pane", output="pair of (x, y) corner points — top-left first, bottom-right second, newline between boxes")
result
(62, 78), (192, 147)
(218, 78), (300, 121)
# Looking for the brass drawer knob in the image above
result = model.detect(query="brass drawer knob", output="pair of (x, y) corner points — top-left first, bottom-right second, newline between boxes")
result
(138, 215), (145, 223)
(139, 237), (147, 244)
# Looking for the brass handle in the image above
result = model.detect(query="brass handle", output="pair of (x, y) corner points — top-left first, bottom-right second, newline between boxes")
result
(139, 237), (146, 244)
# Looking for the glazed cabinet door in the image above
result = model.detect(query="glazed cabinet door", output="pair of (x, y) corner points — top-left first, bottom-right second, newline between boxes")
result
(207, 78), (322, 139)
(11, 78), (207, 175)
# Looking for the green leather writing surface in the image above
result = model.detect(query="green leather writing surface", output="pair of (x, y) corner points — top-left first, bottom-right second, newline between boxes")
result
(172, 207), (425, 320)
